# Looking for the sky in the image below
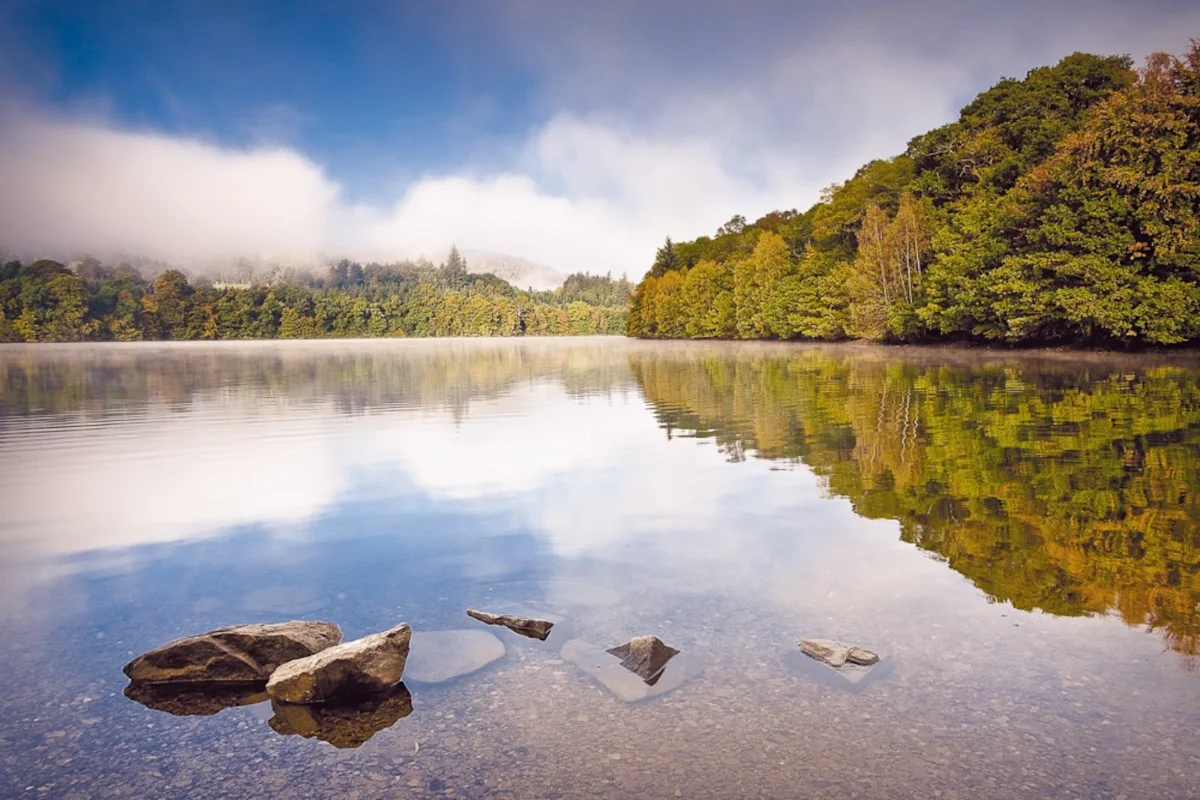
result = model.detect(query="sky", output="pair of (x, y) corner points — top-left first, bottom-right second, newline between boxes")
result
(0, 1), (1197, 277)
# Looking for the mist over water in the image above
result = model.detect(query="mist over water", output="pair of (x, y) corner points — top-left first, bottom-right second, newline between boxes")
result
(0, 339), (1196, 797)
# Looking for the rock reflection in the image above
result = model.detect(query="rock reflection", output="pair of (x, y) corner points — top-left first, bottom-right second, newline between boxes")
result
(268, 684), (414, 749)
(125, 679), (415, 747)
(123, 681), (268, 717)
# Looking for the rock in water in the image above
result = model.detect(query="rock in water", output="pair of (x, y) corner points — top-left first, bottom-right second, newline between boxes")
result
(562, 639), (700, 702)
(266, 623), (411, 704)
(606, 636), (679, 685)
(466, 609), (555, 641)
(799, 639), (851, 668)
(846, 647), (880, 666)
(123, 621), (342, 684)
(269, 684), (413, 748)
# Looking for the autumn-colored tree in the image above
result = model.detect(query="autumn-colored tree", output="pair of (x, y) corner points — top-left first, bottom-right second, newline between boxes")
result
(680, 260), (735, 338)
(628, 44), (1198, 348)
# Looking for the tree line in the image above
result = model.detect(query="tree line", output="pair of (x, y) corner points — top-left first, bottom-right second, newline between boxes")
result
(629, 44), (1200, 347)
(0, 250), (630, 342)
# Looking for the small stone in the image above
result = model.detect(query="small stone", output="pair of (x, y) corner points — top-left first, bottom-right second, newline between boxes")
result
(799, 639), (850, 667)
(846, 647), (879, 666)
(466, 609), (555, 641)
(562, 638), (699, 702)
(266, 623), (411, 704)
(606, 636), (679, 684)
(123, 621), (342, 685)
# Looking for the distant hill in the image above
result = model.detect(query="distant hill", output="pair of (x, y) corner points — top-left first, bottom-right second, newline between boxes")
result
(461, 250), (565, 292)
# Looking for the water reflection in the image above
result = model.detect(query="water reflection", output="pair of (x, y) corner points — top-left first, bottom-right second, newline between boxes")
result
(268, 684), (414, 749)
(630, 346), (1200, 658)
(0, 339), (1197, 797)
(123, 682), (268, 717)
(123, 680), (415, 749)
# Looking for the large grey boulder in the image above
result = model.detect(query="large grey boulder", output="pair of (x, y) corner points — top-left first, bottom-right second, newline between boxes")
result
(123, 621), (342, 685)
(266, 622), (411, 704)
(466, 609), (555, 641)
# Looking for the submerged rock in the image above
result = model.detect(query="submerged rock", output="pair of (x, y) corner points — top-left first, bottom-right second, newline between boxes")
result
(123, 621), (342, 685)
(799, 639), (851, 668)
(563, 637), (699, 702)
(266, 623), (411, 704)
(606, 635), (680, 684)
(847, 647), (880, 666)
(269, 684), (413, 748)
(124, 681), (268, 717)
(404, 629), (506, 683)
(800, 639), (881, 669)
(788, 648), (894, 693)
(466, 609), (555, 641)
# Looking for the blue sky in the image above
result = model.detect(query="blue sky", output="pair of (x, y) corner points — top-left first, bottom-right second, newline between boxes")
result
(3, 1), (537, 198)
(1, 0), (1198, 275)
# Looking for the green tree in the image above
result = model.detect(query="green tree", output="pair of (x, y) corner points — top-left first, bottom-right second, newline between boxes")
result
(648, 238), (679, 278)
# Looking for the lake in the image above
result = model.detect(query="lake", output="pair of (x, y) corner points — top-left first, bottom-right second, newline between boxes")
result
(0, 338), (1197, 799)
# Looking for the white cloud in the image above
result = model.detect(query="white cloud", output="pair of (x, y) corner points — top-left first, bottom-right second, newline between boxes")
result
(0, 114), (338, 264)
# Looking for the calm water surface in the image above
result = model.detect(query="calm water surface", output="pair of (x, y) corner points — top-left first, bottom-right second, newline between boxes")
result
(0, 338), (1197, 799)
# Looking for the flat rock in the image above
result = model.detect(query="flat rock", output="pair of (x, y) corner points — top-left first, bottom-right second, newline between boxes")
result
(787, 649), (895, 693)
(562, 638), (700, 702)
(799, 639), (851, 668)
(123, 621), (342, 685)
(606, 636), (679, 684)
(404, 629), (506, 683)
(847, 647), (879, 666)
(466, 609), (555, 641)
(266, 623), (411, 704)
(124, 681), (268, 717)
(269, 684), (413, 748)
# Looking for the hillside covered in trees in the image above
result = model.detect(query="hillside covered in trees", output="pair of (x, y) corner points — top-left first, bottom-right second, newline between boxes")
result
(0, 249), (630, 342)
(629, 44), (1200, 347)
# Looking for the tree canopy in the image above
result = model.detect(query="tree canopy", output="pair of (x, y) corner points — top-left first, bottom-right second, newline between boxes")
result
(0, 256), (631, 342)
(629, 44), (1200, 348)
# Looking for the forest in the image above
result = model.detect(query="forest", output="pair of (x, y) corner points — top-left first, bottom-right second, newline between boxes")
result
(630, 346), (1200, 658)
(0, 248), (630, 341)
(628, 43), (1200, 347)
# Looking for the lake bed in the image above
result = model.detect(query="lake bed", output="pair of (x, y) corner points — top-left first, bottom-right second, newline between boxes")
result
(0, 338), (1197, 798)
